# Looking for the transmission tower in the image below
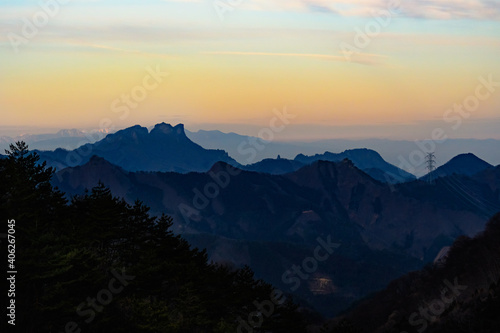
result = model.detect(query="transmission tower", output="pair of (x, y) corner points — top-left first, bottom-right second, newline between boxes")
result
(426, 152), (436, 184)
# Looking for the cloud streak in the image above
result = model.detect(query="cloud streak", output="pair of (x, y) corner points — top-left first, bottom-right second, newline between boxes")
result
(202, 51), (387, 66)
(1, 0), (499, 20)
(169, 0), (500, 20)
(74, 43), (175, 59)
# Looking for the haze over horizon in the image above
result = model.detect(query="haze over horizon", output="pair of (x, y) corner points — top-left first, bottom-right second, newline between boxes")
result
(2, 121), (500, 178)
(1, 0), (499, 140)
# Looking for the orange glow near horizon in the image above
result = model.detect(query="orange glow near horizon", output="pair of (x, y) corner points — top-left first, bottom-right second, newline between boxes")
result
(1, 1), (499, 139)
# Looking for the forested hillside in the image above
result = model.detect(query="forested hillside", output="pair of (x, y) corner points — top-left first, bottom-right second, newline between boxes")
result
(321, 213), (500, 333)
(0, 142), (307, 333)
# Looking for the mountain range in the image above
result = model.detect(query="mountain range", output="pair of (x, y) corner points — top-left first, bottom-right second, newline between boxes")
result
(37, 123), (237, 173)
(294, 150), (416, 183)
(3, 125), (500, 178)
(8, 122), (500, 317)
(185, 129), (500, 177)
(237, 150), (415, 183)
(52, 151), (500, 316)
(34, 123), (416, 184)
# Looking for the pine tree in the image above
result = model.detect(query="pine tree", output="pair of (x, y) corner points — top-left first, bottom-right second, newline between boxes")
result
(0, 143), (308, 332)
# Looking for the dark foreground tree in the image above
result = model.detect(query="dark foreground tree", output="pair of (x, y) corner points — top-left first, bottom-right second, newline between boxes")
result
(0, 142), (307, 333)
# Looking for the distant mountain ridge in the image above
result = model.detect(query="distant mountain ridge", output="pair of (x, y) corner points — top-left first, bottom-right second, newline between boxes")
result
(4, 126), (500, 177)
(186, 129), (500, 176)
(235, 149), (416, 184)
(0, 128), (108, 151)
(7, 123), (499, 183)
(294, 149), (416, 183)
(423, 153), (494, 180)
(30, 124), (414, 183)
(24, 123), (499, 184)
(241, 157), (305, 175)
(37, 123), (238, 173)
(3, 127), (500, 177)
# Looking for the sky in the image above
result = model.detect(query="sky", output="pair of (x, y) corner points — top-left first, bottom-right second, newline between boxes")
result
(1, 0), (500, 140)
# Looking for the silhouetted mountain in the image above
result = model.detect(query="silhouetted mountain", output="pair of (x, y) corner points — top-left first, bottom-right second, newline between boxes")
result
(186, 129), (250, 147)
(5, 127), (500, 177)
(240, 154), (412, 184)
(295, 149), (416, 183)
(423, 153), (494, 180)
(37, 123), (238, 173)
(241, 154), (413, 184)
(53, 156), (500, 316)
(185, 130), (500, 176)
(185, 129), (313, 164)
(322, 213), (500, 333)
(242, 157), (305, 174)
(0, 128), (104, 151)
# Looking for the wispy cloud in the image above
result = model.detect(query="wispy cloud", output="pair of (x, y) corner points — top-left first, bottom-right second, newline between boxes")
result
(400, 0), (500, 20)
(163, 0), (500, 20)
(1, 0), (499, 20)
(202, 51), (387, 66)
(74, 43), (175, 59)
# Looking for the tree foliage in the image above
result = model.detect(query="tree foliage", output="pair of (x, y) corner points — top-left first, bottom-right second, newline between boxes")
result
(0, 142), (306, 333)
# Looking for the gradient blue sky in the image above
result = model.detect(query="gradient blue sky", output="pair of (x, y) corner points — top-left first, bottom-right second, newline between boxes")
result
(1, 0), (499, 140)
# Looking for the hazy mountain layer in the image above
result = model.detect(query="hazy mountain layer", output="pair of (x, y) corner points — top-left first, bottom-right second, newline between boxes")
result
(37, 123), (238, 173)
(423, 153), (494, 180)
(294, 149), (416, 183)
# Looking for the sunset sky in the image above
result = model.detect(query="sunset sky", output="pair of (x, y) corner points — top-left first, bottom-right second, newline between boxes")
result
(1, 0), (500, 140)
